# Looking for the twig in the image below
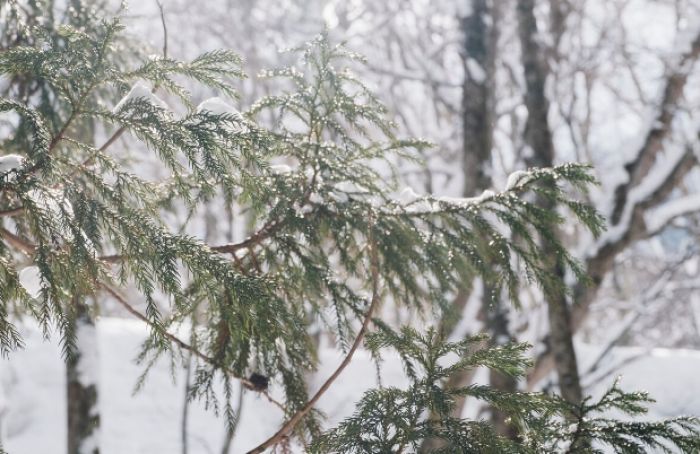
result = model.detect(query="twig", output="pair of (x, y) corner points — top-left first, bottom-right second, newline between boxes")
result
(0, 206), (23, 217)
(0, 227), (35, 254)
(96, 220), (281, 265)
(47, 78), (101, 154)
(584, 353), (645, 390)
(156, 0), (168, 60)
(210, 218), (281, 255)
(246, 222), (382, 454)
(48, 108), (78, 151)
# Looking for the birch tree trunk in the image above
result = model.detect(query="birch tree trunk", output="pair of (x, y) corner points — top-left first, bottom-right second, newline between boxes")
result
(67, 299), (100, 454)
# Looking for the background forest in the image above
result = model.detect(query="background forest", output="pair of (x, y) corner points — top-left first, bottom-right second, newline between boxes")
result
(3, 0), (700, 453)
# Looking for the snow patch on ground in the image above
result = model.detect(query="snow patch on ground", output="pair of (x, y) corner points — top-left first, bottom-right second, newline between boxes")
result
(0, 318), (698, 453)
(75, 321), (98, 389)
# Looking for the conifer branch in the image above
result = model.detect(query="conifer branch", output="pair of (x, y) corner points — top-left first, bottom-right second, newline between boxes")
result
(49, 78), (101, 152)
(212, 167), (320, 256)
(102, 285), (285, 411)
(2, 12), (697, 452)
(0, 228), (131, 266)
(75, 1), (169, 173)
(246, 222), (382, 454)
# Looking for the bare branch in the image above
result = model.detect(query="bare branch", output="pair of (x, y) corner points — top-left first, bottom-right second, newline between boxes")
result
(610, 29), (700, 225)
(644, 192), (700, 235)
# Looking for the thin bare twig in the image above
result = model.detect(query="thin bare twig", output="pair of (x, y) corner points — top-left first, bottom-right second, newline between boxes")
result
(156, 0), (168, 60)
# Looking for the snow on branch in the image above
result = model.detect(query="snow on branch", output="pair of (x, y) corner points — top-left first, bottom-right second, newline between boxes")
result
(609, 28), (700, 226)
(645, 192), (700, 234)
(597, 145), (694, 250)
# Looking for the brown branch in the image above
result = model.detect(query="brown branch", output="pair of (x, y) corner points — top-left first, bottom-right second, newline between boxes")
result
(49, 108), (78, 151)
(211, 167), (320, 257)
(246, 225), (382, 454)
(211, 218), (282, 255)
(3, 248), (124, 265)
(101, 285), (285, 411)
(571, 148), (697, 331)
(97, 254), (123, 264)
(72, 117), (129, 175)
(0, 227), (127, 265)
(98, 127), (128, 154)
(0, 206), (24, 217)
(96, 218), (283, 265)
(0, 226), (36, 254)
(48, 76), (102, 154)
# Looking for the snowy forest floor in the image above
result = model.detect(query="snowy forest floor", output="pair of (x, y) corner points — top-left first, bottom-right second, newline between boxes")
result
(1, 318), (699, 453)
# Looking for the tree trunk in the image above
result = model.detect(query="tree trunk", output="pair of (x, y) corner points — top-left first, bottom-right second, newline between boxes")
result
(67, 299), (100, 454)
(461, 0), (496, 199)
(527, 26), (700, 393)
(421, 2), (499, 450)
(459, 0), (519, 437)
(485, 292), (519, 438)
(516, 0), (583, 405)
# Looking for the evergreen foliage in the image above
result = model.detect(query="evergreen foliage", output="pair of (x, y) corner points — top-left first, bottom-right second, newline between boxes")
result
(0, 1), (698, 452)
(313, 328), (700, 453)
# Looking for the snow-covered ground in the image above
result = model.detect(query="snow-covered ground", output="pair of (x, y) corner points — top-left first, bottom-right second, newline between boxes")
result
(0, 318), (698, 453)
